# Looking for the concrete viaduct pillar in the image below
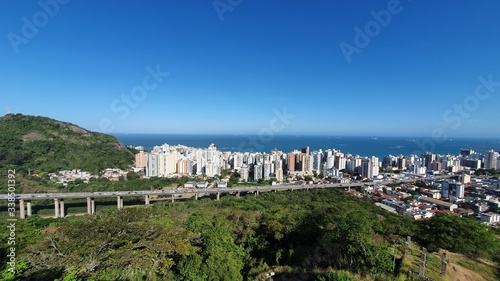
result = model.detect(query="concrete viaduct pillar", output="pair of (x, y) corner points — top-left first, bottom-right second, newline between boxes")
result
(216, 192), (220, 201)
(59, 199), (65, 218)
(54, 198), (59, 218)
(87, 197), (91, 214)
(19, 199), (25, 219)
(87, 197), (95, 215)
(117, 196), (123, 210)
(145, 195), (150, 206)
(26, 201), (32, 217)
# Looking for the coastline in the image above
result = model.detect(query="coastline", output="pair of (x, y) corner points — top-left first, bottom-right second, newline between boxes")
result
(113, 134), (500, 158)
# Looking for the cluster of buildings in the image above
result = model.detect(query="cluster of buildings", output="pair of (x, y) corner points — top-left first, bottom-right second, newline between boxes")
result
(134, 144), (382, 182)
(369, 175), (500, 225)
(375, 180), (465, 220)
(48, 168), (129, 186)
(135, 144), (500, 183)
(101, 168), (129, 181)
(43, 141), (500, 225)
(49, 169), (95, 186)
(382, 149), (500, 175)
(134, 143), (500, 225)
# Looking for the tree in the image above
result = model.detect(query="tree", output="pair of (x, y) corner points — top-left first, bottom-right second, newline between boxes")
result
(126, 171), (140, 180)
(314, 202), (394, 275)
(177, 254), (207, 281)
(228, 173), (240, 187)
(19, 208), (196, 279)
(0, 261), (28, 281)
(416, 214), (500, 258)
(185, 214), (248, 281)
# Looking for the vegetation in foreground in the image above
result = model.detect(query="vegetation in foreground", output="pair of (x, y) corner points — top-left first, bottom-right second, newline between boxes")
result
(1, 189), (499, 281)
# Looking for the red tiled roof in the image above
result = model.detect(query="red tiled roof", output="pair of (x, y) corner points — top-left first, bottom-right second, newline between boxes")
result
(429, 210), (460, 216)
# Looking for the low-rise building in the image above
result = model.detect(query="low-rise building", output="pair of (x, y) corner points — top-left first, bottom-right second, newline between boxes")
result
(217, 181), (227, 188)
(405, 209), (433, 220)
(480, 212), (500, 224)
(382, 198), (410, 214)
(375, 202), (397, 214)
(418, 196), (458, 212)
(196, 181), (208, 189)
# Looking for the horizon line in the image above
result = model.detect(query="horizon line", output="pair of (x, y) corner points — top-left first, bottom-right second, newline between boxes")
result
(110, 132), (500, 140)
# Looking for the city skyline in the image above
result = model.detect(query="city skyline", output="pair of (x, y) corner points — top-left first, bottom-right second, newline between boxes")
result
(2, 1), (500, 137)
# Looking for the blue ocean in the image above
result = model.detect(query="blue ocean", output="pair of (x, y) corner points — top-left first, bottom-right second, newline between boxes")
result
(113, 134), (500, 159)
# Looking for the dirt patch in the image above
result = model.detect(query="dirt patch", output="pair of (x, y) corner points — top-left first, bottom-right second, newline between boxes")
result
(440, 250), (496, 281)
(68, 124), (90, 136)
(445, 264), (486, 281)
(22, 132), (46, 142)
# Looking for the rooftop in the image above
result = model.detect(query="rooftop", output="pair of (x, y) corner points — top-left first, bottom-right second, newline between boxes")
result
(418, 196), (456, 208)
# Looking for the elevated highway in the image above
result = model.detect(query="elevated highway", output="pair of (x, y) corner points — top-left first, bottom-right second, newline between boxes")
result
(1, 175), (449, 219)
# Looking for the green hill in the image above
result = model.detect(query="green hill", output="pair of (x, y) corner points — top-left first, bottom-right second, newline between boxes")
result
(0, 114), (134, 175)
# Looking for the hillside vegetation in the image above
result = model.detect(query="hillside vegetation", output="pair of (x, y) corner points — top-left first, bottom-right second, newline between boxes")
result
(0, 114), (134, 175)
(1, 189), (499, 281)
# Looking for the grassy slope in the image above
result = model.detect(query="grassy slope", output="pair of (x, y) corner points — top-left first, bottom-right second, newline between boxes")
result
(398, 243), (497, 281)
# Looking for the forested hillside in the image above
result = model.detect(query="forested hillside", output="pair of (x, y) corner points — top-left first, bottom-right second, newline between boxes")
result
(1, 189), (499, 280)
(0, 114), (134, 174)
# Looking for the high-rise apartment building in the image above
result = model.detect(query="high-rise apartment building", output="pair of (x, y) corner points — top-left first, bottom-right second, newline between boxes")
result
(275, 161), (284, 182)
(135, 151), (147, 168)
(287, 152), (295, 172)
(253, 164), (262, 181)
(146, 154), (159, 177)
(240, 165), (249, 182)
(302, 154), (313, 175)
(312, 151), (323, 172)
(485, 150), (499, 170)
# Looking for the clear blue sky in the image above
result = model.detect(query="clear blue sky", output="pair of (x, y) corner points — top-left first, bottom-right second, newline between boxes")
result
(1, 0), (500, 138)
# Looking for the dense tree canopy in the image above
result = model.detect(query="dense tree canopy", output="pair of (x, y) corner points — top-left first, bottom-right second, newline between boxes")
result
(416, 214), (500, 259)
(0, 114), (134, 176)
(0, 189), (499, 280)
